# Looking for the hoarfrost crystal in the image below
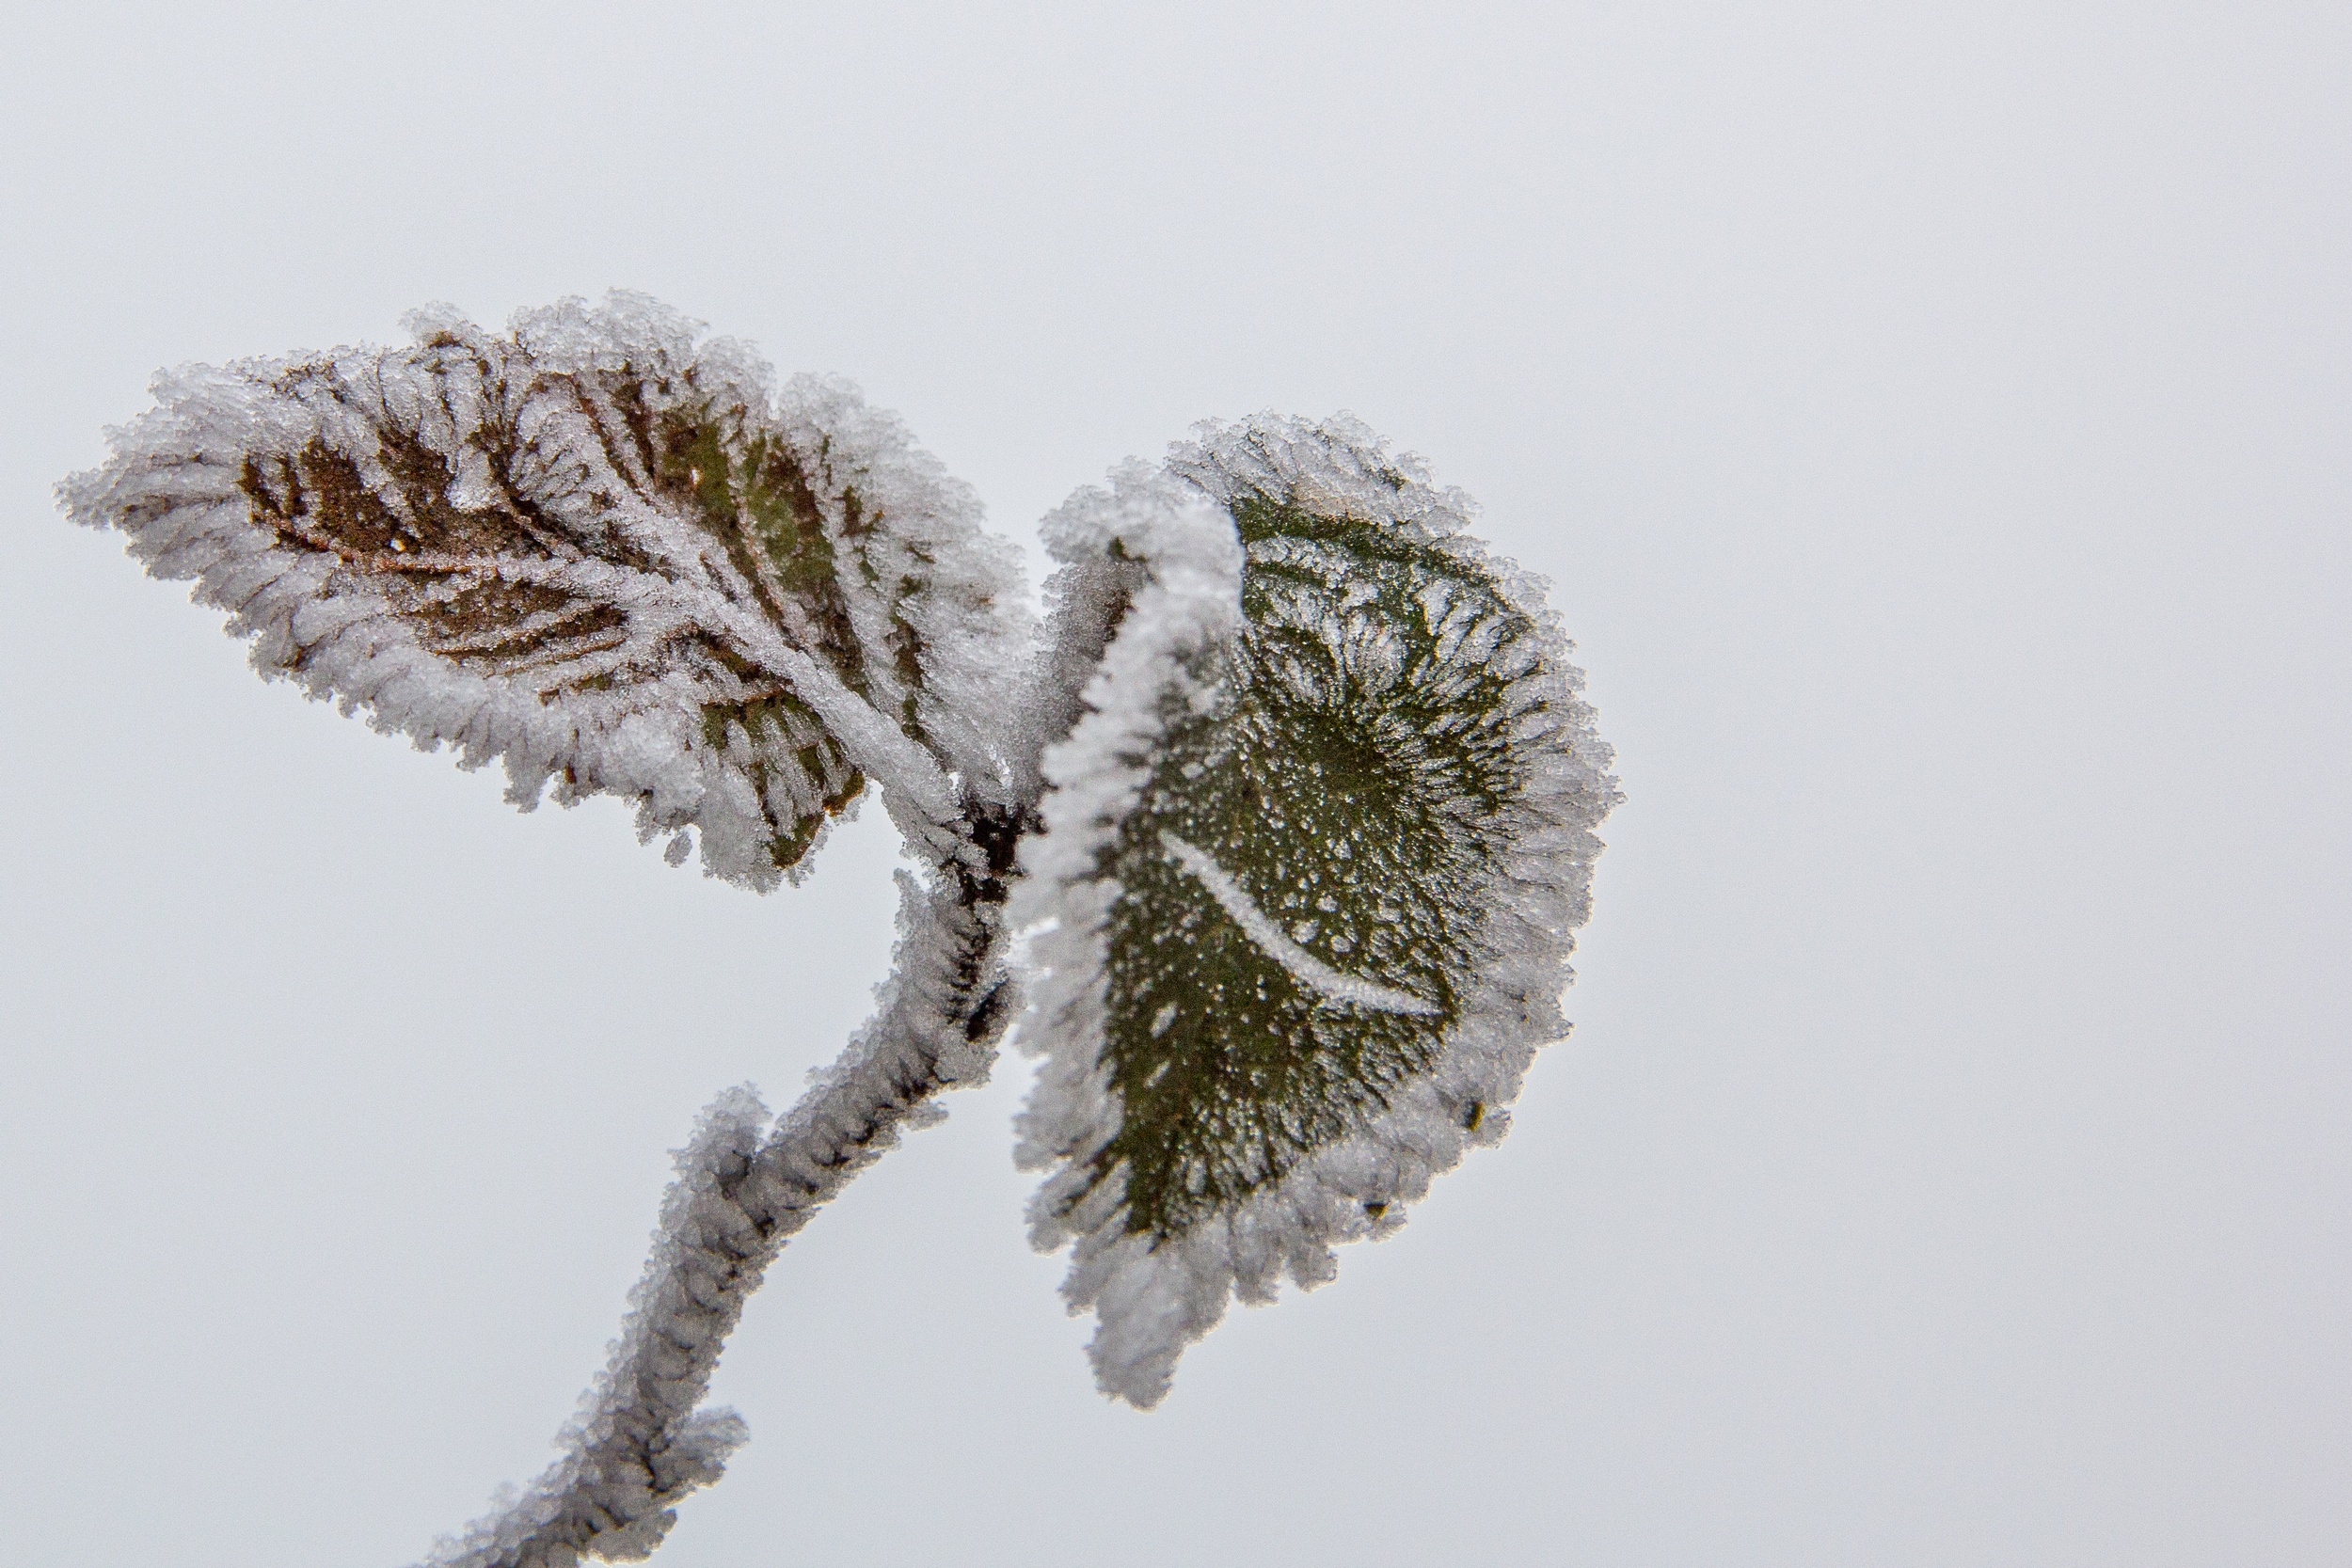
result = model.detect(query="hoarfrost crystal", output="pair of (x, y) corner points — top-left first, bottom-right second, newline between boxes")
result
(58, 300), (1617, 1560)
(1013, 415), (1621, 1407)
(1158, 832), (1442, 1017)
(57, 292), (1025, 884)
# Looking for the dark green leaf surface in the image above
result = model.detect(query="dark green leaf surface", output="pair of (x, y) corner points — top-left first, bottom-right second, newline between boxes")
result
(1093, 496), (1546, 1238)
(1017, 420), (1618, 1405)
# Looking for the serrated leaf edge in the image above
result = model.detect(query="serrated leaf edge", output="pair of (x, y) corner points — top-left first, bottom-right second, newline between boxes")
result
(1013, 415), (1621, 1408)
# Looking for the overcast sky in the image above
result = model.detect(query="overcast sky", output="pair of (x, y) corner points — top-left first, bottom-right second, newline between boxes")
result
(5, 4), (2347, 1564)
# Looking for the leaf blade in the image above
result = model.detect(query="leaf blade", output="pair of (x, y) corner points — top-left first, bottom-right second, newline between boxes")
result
(1015, 416), (1621, 1405)
(59, 293), (1026, 887)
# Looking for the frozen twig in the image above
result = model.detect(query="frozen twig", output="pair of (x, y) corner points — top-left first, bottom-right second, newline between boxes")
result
(424, 827), (1017, 1568)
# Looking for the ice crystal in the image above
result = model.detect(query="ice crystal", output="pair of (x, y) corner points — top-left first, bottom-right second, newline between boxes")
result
(57, 292), (1026, 885)
(57, 299), (1620, 1558)
(423, 863), (1013, 1568)
(1013, 415), (1621, 1407)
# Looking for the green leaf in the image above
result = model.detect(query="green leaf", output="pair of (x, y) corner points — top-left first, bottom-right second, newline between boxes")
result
(1016, 418), (1619, 1405)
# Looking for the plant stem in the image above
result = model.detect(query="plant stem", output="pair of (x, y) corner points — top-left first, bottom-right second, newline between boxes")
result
(421, 807), (1020, 1568)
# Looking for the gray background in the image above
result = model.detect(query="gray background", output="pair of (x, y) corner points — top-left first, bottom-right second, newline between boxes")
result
(5, 4), (2345, 1564)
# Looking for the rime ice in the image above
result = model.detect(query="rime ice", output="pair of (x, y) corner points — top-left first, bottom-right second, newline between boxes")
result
(57, 292), (1027, 885)
(422, 862), (1015, 1568)
(1013, 415), (1621, 1408)
(57, 304), (1619, 1560)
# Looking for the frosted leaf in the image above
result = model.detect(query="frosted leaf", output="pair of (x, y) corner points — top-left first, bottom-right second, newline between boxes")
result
(57, 293), (1026, 888)
(1014, 416), (1620, 1407)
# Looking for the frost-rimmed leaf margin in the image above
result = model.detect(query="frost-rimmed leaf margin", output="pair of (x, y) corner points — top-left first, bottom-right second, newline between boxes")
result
(1011, 415), (1621, 1408)
(56, 291), (1027, 886)
(1011, 461), (1247, 1334)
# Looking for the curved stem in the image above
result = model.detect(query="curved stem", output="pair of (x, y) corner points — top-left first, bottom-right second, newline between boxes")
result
(419, 813), (1019, 1568)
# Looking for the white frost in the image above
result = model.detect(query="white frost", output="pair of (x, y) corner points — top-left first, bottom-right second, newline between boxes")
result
(63, 295), (1619, 1547)
(1157, 832), (1439, 1017)
(1014, 413), (1621, 1408)
(56, 292), (1029, 888)
(422, 864), (1012, 1568)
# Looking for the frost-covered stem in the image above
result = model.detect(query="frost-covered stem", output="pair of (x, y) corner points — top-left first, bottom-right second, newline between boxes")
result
(421, 803), (1023, 1568)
